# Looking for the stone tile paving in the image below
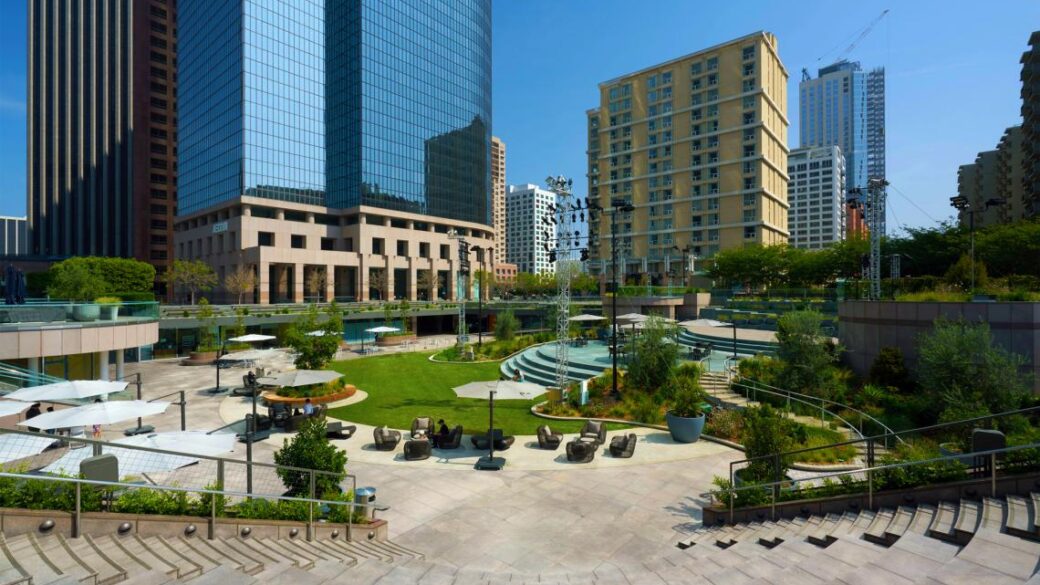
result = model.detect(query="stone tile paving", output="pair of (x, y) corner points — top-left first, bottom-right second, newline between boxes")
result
(121, 349), (741, 574)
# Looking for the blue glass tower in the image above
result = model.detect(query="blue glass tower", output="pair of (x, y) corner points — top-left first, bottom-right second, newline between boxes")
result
(178, 0), (491, 226)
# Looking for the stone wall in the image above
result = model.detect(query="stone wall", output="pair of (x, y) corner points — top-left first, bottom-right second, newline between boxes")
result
(838, 301), (1040, 391)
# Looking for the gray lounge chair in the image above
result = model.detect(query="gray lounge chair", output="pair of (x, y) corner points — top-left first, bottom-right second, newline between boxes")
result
(403, 439), (432, 461)
(373, 427), (401, 451)
(609, 433), (637, 458)
(537, 425), (563, 450)
(566, 440), (596, 463)
(411, 416), (433, 439)
(437, 425), (463, 449)
(580, 420), (607, 446)
(326, 421), (357, 440)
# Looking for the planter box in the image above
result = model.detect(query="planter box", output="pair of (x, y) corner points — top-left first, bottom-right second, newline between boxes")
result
(70, 304), (100, 322)
(665, 411), (705, 443)
(181, 351), (218, 366)
(375, 334), (416, 347)
(262, 385), (357, 407)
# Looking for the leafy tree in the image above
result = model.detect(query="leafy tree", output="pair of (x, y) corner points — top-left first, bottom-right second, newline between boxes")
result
(273, 416), (347, 496)
(195, 298), (219, 351)
(306, 268), (327, 302)
(742, 404), (795, 482)
(227, 308), (247, 340)
(284, 304), (341, 369)
(48, 257), (155, 294)
(624, 316), (679, 393)
(916, 318), (1029, 422)
(416, 270), (436, 301)
(776, 310), (842, 399)
(223, 265), (256, 305)
(975, 220), (1040, 277)
(368, 269), (388, 300)
(708, 244), (788, 289)
(47, 262), (107, 301)
(494, 309), (518, 341)
(868, 347), (912, 392)
(165, 260), (217, 305)
(944, 253), (988, 292)
(397, 299), (411, 333)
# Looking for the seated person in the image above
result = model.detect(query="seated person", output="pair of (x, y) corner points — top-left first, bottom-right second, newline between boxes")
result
(433, 419), (450, 447)
(246, 370), (257, 387)
(512, 368), (525, 382)
(303, 398), (315, 416)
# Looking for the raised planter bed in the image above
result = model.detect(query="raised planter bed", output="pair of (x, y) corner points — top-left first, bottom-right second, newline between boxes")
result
(181, 351), (218, 365)
(375, 334), (417, 347)
(261, 385), (357, 408)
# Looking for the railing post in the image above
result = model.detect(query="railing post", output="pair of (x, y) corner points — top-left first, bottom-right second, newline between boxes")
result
(209, 487), (216, 540)
(73, 482), (81, 538)
(728, 486), (735, 525)
(867, 469), (873, 510)
(867, 439), (875, 469)
(307, 471), (316, 542)
(771, 482), (777, 522)
(217, 460), (224, 490)
(991, 452), (997, 497)
(180, 391), (186, 431)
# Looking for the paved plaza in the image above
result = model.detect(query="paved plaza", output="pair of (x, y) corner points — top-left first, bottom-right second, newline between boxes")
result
(122, 348), (742, 574)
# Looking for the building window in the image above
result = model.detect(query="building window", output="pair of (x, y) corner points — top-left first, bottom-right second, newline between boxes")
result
(291, 235), (306, 249)
(440, 244), (450, 260)
(321, 238), (335, 251)
(742, 46), (755, 60)
(744, 226), (756, 239)
(372, 238), (385, 255)
(396, 240), (408, 256)
(258, 232), (274, 247)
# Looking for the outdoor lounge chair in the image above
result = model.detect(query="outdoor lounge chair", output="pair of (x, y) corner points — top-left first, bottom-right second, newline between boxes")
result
(609, 433), (637, 458)
(373, 427), (402, 450)
(566, 440), (596, 463)
(411, 416), (433, 439)
(437, 425), (463, 449)
(326, 421), (357, 440)
(494, 435), (515, 451)
(537, 425), (563, 450)
(403, 439), (432, 461)
(471, 434), (491, 450)
(579, 420), (607, 446)
(268, 403), (290, 428)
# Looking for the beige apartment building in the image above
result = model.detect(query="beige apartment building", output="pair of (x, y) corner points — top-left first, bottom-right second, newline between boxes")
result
(491, 136), (519, 281)
(174, 197), (495, 304)
(586, 31), (789, 283)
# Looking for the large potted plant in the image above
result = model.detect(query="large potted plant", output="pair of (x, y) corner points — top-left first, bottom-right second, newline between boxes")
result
(664, 363), (710, 443)
(96, 297), (122, 321)
(47, 263), (106, 322)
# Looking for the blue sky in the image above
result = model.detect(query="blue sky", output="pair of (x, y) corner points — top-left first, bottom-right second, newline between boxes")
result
(0, 1), (1036, 233)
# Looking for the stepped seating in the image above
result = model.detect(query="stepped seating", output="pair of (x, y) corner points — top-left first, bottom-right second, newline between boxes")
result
(673, 494), (1040, 584)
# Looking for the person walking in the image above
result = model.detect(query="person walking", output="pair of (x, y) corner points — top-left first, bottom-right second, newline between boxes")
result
(91, 398), (103, 439)
(25, 403), (41, 433)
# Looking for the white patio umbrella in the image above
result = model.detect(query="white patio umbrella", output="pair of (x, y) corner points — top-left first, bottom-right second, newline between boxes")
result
(0, 433), (58, 464)
(217, 348), (276, 363)
(0, 401), (31, 418)
(567, 314), (606, 322)
(227, 334), (276, 344)
(679, 318), (730, 328)
(615, 313), (648, 322)
(4, 380), (128, 402)
(17, 400), (170, 431)
(264, 370), (341, 388)
(453, 380), (546, 400)
(305, 330), (331, 337)
(362, 325), (399, 353)
(42, 431), (234, 477)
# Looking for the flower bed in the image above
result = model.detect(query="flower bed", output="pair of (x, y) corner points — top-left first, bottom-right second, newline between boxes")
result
(264, 384), (357, 407)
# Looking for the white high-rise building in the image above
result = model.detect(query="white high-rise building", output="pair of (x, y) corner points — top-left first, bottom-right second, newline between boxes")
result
(787, 146), (846, 249)
(506, 184), (557, 274)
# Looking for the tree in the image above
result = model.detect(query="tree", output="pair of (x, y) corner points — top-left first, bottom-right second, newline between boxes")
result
(416, 270), (436, 301)
(224, 265), (256, 305)
(624, 316), (679, 394)
(284, 304), (341, 369)
(273, 416), (347, 496)
(195, 298), (219, 351)
(47, 263), (107, 301)
(47, 257), (156, 297)
(708, 244), (788, 290)
(916, 318), (1029, 422)
(306, 268), (328, 302)
(165, 260), (217, 304)
(776, 310), (842, 398)
(397, 299), (411, 333)
(227, 308), (247, 341)
(495, 309), (518, 341)
(368, 269), (388, 301)
(868, 347), (911, 391)
(742, 404), (795, 482)
(944, 253), (988, 292)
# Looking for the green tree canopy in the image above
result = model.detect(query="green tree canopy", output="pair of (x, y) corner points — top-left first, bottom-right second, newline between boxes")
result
(47, 262), (108, 301)
(273, 416), (347, 496)
(165, 260), (217, 304)
(47, 257), (155, 298)
(775, 310), (842, 399)
(624, 315), (679, 393)
(284, 303), (343, 370)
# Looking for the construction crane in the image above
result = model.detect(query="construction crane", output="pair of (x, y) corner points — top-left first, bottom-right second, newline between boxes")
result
(816, 9), (889, 66)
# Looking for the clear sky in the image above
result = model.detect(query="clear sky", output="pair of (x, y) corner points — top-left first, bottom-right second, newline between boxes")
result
(0, 1), (1036, 233)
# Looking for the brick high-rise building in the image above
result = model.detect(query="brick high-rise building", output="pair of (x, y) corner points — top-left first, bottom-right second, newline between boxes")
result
(27, 0), (177, 286)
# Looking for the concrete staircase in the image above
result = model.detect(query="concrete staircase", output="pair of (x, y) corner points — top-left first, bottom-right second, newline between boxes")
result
(671, 494), (1040, 584)
(677, 329), (778, 357)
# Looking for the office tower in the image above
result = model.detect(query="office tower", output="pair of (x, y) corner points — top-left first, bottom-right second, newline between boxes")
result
(506, 184), (557, 275)
(176, 0), (493, 303)
(0, 217), (28, 257)
(996, 126), (1027, 223)
(490, 136), (516, 281)
(586, 32), (789, 284)
(27, 0), (177, 278)
(1023, 31), (1039, 214)
(787, 146), (845, 249)
(800, 61), (886, 231)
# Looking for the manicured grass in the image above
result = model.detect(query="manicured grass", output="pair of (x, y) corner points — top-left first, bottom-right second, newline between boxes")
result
(326, 351), (603, 435)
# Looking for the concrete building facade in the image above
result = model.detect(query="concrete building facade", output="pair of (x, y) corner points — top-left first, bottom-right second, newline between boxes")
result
(0, 217), (28, 257)
(28, 0), (177, 281)
(506, 184), (557, 275)
(586, 31), (789, 284)
(490, 136), (518, 282)
(787, 146), (845, 249)
(1022, 31), (1039, 215)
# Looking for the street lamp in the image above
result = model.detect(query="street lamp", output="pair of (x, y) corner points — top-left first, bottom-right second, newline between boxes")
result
(609, 197), (634, 399)
(671, 244), (694, 290)
(949, 196), (1006, 293)
(478, 246), (493, 347)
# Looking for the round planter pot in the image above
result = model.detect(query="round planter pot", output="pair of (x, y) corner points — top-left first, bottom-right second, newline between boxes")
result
(665, 411), (705, 443)
(71, 304), (100, 322)
(99, 305), (120, 321)
(375, 334), (417, 347)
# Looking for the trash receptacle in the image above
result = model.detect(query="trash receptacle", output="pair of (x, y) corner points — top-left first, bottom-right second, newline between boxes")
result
(355, 487), (376, 520)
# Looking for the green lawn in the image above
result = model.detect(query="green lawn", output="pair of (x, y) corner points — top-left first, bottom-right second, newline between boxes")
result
(326, 352), (605, 435)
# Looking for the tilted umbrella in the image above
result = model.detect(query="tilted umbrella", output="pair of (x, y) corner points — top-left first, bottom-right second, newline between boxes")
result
(5, 380), (129, 402)
(265, 370), (342, 388)
(42, 431), (235, 477)
(217, 348), (276, 363)
(17, 400), (170, 431)
(678, 319), (729, 328)
(453, 380), (546, 400)
(0, 432), (58, 464)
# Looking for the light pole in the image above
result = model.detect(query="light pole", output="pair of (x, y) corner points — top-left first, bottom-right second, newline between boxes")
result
(950, 196), (1005, 293)
(609, 198), (634, 399)
(477, 246), (492, 347)
(671, 244), (693, 291)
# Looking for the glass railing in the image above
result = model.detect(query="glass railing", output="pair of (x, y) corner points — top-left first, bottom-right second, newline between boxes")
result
(0, 301), (159, 329)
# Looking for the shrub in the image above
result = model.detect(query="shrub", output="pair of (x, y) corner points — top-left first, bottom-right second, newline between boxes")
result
(494, 309), (519, 342)
(624, 316), (678, 394)
(113, 488), (192, 516)
(868, 347), (912, 392)
(742, 404), (794, 482)
(47, 263), (107, 301)
(664, 363), (708, 418)
(706, 408), (744, 441)
(273, 416), (348, 496)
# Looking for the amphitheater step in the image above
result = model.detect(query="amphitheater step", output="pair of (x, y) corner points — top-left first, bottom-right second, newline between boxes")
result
(33, 533), (102, 585)
(139, 536), (205, 579)
(952, 499), (982, 544)
(183, 536), (264, 575)
(0, 537), (30, 585)
(180, 565), (257, 585)
(3, 533), (69, 585)
(59, 535), (127, 585)
(927, 501), (960, 542)
(1005, 494), (1035, 538)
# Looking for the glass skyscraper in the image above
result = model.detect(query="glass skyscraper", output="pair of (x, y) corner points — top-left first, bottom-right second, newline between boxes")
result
(178, 0), (492, 225)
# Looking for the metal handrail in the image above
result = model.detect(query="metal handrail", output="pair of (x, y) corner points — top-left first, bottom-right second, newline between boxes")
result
(0, 469), (380, 541)
(702, 442), (1040, 525)
(734, 376), (900, 444)
(728, 405), (1040, 478)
